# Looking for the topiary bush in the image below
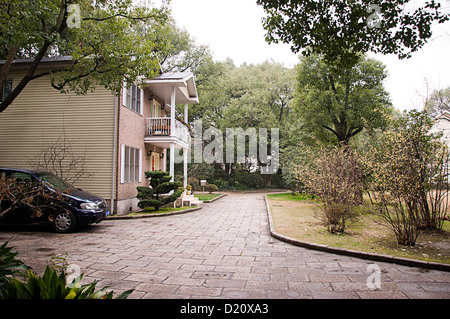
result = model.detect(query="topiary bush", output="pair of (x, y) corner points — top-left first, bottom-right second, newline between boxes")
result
(204, 184), (218, 193)
(137, 171), (182, 210)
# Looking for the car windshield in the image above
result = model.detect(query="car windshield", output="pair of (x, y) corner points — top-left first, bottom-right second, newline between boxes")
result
(38, 174), (76, 192)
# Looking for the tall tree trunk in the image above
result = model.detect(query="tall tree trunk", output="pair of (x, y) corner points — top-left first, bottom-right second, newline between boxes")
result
(0, 45), (18, 92)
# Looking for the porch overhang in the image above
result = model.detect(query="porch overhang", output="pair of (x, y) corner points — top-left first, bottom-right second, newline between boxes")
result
(144, 72), (199, 105)
(144, 136), (189, 150)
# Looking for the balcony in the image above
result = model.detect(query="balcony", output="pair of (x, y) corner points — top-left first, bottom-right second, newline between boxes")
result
(145, 117), (190, 149)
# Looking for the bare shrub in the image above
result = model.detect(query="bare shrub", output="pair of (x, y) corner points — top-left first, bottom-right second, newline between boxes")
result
(28, 131), (93, 184)
(299, 145), (363, 234)
(371, 192), (420, 246)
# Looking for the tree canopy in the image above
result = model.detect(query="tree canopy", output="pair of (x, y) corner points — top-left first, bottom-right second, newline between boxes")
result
(294, 53), (392, 145)
(425, 87), (450, 117)
(256, 0), (449, 69)
(0, 0), (171, 113)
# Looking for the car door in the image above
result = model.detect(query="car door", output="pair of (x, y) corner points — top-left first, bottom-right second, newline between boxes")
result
(0, 170), (10, 218)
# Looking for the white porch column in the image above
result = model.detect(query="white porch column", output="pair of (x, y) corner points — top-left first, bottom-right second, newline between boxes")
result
(170, 87), (176, 137)
(169, 86), (176, 182)
(184, 103), (188, 189)
(183, 148), (188, 188)
(170, 143), (175, 182)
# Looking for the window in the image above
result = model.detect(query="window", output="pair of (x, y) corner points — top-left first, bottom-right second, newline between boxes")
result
(121, 145), (142, 183)
(1, 79), (12, 102)
(123, 82), (143, 115)
(11, 172), (32, 182)
(150, 100), (162, 118)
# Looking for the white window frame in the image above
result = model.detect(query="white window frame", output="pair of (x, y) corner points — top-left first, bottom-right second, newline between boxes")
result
(122, 81), (144, 116)
(120, 145), (142, 184)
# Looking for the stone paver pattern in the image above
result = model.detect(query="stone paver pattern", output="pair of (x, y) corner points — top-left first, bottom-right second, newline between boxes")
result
(1, 192), (449, 299)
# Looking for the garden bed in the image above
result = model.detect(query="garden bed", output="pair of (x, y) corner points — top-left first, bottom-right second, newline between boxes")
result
(193, 193), (224, 202)
(267, 193), (450, 265)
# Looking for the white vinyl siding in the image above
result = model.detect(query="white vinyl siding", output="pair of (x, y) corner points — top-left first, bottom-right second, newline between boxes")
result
(0, 73), (116, 200)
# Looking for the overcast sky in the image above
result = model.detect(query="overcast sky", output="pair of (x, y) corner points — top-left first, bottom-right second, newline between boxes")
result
(170, 0), (450, 112)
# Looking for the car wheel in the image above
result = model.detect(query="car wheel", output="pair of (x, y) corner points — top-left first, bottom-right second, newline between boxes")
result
(51, 210), (77, 233)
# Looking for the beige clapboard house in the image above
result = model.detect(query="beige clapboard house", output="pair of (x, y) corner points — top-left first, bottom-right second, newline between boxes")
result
(0, 57), (199, 215)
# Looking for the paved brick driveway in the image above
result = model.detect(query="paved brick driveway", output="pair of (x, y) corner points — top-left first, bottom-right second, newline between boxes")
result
(1, 192), (449, 299)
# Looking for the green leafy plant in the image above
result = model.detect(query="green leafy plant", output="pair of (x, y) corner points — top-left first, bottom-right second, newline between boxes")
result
(0, 241), (132, 299)
(137, 171), (182, 210)
(204, 184), (218, 194)
(2, 266), (132, 299)
(0, 241), (30, 297)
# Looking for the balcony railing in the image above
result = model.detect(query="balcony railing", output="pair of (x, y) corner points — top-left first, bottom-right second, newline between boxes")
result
(146, 117), (171, 136)
(146, 117), (190, 145)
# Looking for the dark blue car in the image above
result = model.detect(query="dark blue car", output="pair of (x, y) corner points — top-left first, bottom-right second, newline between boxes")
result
(0, 168), (110, 233)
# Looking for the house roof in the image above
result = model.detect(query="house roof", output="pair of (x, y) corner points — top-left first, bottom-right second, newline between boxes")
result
(0, 56), (74, 70)
(144, 72), (199, 105)
(0, 56), (73, 64)
(1, 56), (199, 104)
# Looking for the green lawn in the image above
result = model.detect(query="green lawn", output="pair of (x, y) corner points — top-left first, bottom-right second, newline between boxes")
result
(266, 192), (317, 202)
(194, 193), (222, 201)
(267, 193), (450, 264)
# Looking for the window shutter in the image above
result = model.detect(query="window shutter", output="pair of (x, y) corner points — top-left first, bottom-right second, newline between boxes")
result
(139, 148), (143, 183)
(140, 88), (144, 116)
(120, 144), (125, 184)
(122, 82), (127, 106)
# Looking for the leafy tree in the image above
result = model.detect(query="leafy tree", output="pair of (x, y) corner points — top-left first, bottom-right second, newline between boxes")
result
(158, 19), (212, 77)
(294, 53), (392, 146)
(160, 20), (226, 126)
(365, 110), (449, 240)
(0, 0), (170, 113)
(256, 0), (449, 69)
(137, 171), (182, 210)
(221, 61), (295, 128)
(219, 61), (295, 185)
(425, 87), (450, 117)
(188, 59), (233, 127)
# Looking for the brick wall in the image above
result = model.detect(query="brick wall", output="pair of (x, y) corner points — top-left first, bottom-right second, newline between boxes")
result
(116, 87), (166, 215)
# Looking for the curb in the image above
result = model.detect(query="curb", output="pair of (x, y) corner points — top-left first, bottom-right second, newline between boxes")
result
(194, 193), (227, 203)
(106, 193), (227, 220)
(264, 195), (450, 272)
(107, 206), (202, 220)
